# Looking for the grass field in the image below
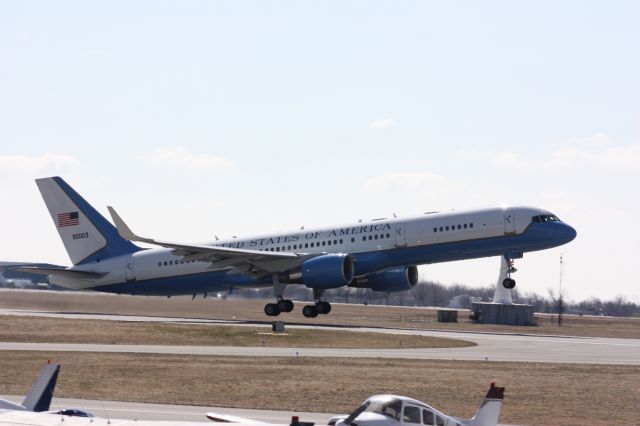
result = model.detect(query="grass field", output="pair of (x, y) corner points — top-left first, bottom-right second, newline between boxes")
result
(0, 351), (638, 426)
(1, 289), (639, 338)
(0, 315), (473, 349)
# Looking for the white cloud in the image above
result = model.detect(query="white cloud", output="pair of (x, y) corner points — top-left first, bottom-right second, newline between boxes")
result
(492, 150), (534, 170)
(492, 133), (640, 171)
(143, 147), (235, 170)
(0, 153), (78, 173)
(361, 171), (497, 209)
(369, 118), (395, 129)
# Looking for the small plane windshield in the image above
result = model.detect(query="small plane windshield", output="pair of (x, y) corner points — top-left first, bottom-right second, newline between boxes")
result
(364, 396), (403, 420)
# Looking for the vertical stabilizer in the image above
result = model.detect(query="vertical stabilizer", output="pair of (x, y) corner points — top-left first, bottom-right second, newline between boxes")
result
(36, 177), (140, 265)
(21, 363), (60, 412)
(466, 383), (505, 426)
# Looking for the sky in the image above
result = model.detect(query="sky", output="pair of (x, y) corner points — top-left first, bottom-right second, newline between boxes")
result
(1, 1), (639, 303)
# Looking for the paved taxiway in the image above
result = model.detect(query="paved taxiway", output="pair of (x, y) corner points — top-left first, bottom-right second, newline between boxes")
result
(2, 309), (639, 365)
(1, 395), (336, 423)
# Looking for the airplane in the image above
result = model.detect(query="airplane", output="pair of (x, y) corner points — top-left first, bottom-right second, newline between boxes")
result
(207, 383), (506, 426)
(16, 176), (576, 317)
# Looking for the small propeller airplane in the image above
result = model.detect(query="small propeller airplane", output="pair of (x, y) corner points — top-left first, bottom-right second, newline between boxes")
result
(208, 384), (506, 426)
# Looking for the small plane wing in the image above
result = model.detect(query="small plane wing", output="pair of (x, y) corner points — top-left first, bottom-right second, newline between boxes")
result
(107, 206), (309, 274)
(11, 267), (107, 280)
(206, 412), (277, 426)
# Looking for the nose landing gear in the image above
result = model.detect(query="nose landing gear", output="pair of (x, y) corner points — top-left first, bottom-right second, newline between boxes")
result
(502, 257), (518, 289)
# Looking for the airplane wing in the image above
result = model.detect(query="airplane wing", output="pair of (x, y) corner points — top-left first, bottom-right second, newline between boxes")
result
(11, 267), (107, 280)
(206, 412), (278, 426)
(107, 207), (310, 274)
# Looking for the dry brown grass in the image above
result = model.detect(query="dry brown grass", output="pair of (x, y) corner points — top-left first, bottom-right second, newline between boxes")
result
(0, 316), (472, 349)
(1, 289), (639, 339)
(0, 352), (638, 426)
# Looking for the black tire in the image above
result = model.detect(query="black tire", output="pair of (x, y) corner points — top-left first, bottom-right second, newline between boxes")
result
(502, 278), (516, 289)
(277, 300), (289, 312)
(316, 301), (332, 315)
(264, 303), (281, 316)
(302, 305), (318, 318)
(284, 299), (294, 312)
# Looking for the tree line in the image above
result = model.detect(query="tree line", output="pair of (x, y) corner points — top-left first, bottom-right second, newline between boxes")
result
(230, 280), (640, 317)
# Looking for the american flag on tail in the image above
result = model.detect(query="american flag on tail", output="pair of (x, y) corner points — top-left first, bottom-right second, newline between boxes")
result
(57, 211), (79, 227)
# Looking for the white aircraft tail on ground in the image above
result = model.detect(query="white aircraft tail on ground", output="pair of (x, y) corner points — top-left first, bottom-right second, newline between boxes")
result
(0, 362), (60, 412)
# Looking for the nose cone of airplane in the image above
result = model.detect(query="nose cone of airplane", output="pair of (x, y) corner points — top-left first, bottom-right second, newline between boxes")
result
(558, 222), (577, 244)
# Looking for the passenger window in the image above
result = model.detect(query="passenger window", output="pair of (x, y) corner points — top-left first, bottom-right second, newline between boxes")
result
(445, 226), (449, 231)
(422, 410), (435, 425)
(351, 238), (355, 243)
(276, 247), (280, 251)
(457, 224), (461, 230)
(435, 415), (445, 426)
(328, 240), (332, 246)
(362, 236), (366, 241)
(439, 227), (443, 232)
(386, 233), (390, 238)
(339, 239), (343, 244)
(311, 242), (314, 247)
(374, 235), (378, 240)
(470, 223), (473, 228)
(464, 224), (467, 229)
(305, 243), (309, 248)
(322, 241), (326, 246)
(169, 261), (173, 265)
(334, 240), (338, 244)
(433, 228), (437, 232)
(369, 235), (373, 240)
(403, 406), (421, 424)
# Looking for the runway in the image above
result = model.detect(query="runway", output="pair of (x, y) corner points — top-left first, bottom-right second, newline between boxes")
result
(2, 309), (640, 365)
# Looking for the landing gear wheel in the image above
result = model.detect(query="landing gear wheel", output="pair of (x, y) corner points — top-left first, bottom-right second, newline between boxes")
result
(264, 303), (281, 316)
(302, 305), (318, 318)
(316, 301), (332, 315)
(502, 278), (516, 289)
(277, 299), (294, 313)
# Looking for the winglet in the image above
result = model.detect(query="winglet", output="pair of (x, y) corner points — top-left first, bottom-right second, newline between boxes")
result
(107, 206), (146, 243)
(21, 363), (60, 412)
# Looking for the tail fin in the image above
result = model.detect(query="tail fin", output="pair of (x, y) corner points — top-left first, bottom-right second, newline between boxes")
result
(36, 177), (140, 265)
(466, 383), (505, 426)
(21, 363), (60, 412)
(0, 363), (60, 412)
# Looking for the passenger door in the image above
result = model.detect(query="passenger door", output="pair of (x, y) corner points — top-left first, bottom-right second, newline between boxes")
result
(125, 257), (136, 282)
(394, 222), (407, 247)
(504, 210), (516, 234)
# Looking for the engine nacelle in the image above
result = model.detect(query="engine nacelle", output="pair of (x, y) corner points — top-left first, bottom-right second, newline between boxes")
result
(300, 253), (354, 289)
(351, 265), (418, 292)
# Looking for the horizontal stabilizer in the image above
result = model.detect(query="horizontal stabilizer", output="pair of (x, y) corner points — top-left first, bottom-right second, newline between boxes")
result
(12, 267), (106, 280)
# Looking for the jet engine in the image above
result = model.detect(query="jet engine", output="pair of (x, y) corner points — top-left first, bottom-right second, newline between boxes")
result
(350, 265), (418, 292)
(287, 253), (354, 289)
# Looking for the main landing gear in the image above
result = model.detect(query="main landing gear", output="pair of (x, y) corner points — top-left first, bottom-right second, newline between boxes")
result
(264, 297), (294, 317)
(264, 274), (294, 317)
(502, 256), (518, 289)
(302, 289), (332, 318)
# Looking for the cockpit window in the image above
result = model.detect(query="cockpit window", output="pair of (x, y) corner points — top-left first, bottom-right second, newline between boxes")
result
(364, 396), (402, 420)
(532, 214), (560, 223)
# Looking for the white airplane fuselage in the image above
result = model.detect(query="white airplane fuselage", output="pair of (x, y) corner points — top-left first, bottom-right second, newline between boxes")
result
(56, 205), (576, 296)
